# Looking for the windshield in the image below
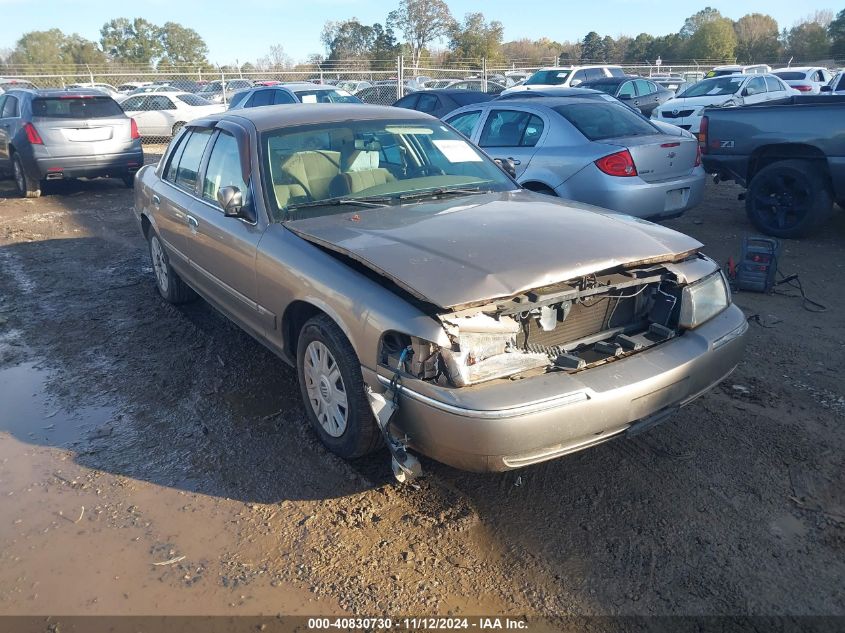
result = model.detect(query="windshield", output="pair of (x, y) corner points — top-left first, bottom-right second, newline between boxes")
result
(553, 102), (659, 141)
(262, 118), (515, 221)
(293, 89), (362, 104)
(198, 82), (222, 93)
(581, 81), (619, 95)
(773, 71), (806, 80)
(678, 76), (744, 98)
(177, 94), (213, 106)
(32, 96), (124, 119)
(525, 70), (571, 86)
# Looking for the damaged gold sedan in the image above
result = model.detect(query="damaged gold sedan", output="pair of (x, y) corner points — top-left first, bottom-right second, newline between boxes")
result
(133, 104), (748, 479)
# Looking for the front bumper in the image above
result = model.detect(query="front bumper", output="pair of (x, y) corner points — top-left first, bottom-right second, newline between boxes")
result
(364, 304), (748, 472)
(653, 112), (704, 133)
(558, 164), (706, 219)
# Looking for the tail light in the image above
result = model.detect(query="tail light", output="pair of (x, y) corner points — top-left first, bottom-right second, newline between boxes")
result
(24, 123), (43, 145)
(698, 115), (709, 154)
(595, 149), (637, 177)
(793, 84), (813, 92)
(130, 118), (140, 140)
(695, 144), (702, 167)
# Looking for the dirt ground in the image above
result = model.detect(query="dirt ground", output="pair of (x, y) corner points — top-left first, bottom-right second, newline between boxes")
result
(0, 154), (843, 622)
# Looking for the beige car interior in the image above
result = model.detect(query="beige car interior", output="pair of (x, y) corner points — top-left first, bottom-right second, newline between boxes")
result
(272, 147), (396, 214)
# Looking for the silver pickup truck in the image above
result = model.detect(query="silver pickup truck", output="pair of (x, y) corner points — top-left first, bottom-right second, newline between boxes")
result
(700, 95), (845, 238)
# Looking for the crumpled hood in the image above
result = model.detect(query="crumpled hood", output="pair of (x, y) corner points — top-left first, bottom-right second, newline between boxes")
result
(285, 190), (702, 309)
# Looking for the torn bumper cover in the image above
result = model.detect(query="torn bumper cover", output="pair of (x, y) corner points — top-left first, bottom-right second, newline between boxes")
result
(365, 304), (748, 472)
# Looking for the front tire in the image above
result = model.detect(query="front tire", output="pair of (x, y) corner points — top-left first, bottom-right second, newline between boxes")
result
(12, 152), (41, 198)
(296, 315), (382, 459)
(148, 231), (195, 304)
(746, 160), (833, 238)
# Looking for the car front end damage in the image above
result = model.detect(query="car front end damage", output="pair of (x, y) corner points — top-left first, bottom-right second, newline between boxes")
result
(367, 253), (748, 473)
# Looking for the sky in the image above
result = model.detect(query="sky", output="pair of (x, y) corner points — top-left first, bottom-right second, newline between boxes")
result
(0, 0), (836, 65)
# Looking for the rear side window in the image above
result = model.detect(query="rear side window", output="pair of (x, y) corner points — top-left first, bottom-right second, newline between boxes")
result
(446, 111), (481, 137)
(166, 128), (213, 191)
(247, 89), (274, 108)
(634, 80), (654, 95)
(177, 94), (212, 106)
(2, 96), (19, 118)
(553, 103), (657, 141)
(479, 110), (544, 148)
(416, 93), (439, 114)
(394, 94), (419, 109)
(607, 67), (626, 77)
(32, 96), (123, 119)
(583, 68), (605, 82)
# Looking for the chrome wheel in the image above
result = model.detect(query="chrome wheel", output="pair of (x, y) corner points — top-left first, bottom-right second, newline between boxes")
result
(150, 236), (169, 295)
(13, 157), (25, 194)
(303, 340), (348, 438)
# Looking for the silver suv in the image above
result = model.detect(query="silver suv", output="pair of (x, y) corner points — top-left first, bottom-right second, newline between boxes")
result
(0, 89), (143, 198)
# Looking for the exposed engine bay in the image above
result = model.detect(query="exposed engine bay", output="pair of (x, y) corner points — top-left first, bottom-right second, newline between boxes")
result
(380, 254), (724, 388)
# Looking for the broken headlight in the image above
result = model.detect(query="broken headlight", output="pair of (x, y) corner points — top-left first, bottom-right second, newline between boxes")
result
(439, 314), (549, 387)
(678, 271), (730, 329)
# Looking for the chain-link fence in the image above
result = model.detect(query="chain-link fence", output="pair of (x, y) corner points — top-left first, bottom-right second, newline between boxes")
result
(0, 57), (786, 145)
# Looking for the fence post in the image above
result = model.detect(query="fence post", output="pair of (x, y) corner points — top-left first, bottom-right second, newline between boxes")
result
(482, 58), (487, 92)
(397, 55), (404, 100)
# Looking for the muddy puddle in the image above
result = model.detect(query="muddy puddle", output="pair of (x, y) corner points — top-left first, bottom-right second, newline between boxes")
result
(0, 359), (339, 615)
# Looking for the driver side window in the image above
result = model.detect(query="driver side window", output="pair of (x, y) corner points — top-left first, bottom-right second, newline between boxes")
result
(745, 77), (766, 96)
(202, 131), (251, 211)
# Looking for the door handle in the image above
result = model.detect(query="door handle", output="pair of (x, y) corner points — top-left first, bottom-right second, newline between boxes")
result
(186, 215), (199, 229)
(151, 194), (160, 206)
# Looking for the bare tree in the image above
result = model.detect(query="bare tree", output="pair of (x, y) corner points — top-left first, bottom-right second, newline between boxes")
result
(388, 0), (455, 69)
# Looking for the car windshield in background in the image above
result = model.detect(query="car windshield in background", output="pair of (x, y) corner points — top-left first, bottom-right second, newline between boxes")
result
(773, 71), (806, 80)
(678, 77), (744, 98)
(553, 102), (659, 141)
(32, 96), (124, 118)
(525, 70), (571, 86)
(1, 81), (37, 91)
(293, 89), (361, 104)
(582, 82), (618, 95)
(177, 94), (213, 106)
(262, 119), (515, 221)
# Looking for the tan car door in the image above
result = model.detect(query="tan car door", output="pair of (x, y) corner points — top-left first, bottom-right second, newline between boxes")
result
(182, 127), (272, 338)
(152, 128), (215, 273)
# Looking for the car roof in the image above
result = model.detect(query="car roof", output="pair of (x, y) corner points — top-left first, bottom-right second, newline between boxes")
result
(772, 67), (824, 72)
(580, 76), (643, 85)
(5, 88), (114, 98)
(476, 96), (618, 108)
(535, 65), (621, 71)
(220, 103), (433, 132)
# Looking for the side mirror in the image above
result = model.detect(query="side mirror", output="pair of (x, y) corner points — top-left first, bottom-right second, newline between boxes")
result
(217, 186), (246, 218)
(741, 88), (750, 97)
(820, 85), (832, 93)
(570, 79), (582, 87)
(619, 93), (632, 100)
(494, 158), (517, 178)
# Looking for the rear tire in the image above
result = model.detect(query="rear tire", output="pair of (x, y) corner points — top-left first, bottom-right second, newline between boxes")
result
(296, 315), (382, 460)
(12, 152), (41, 199)
(745, 160), (833, 238)
(148, 231), (195, 304)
